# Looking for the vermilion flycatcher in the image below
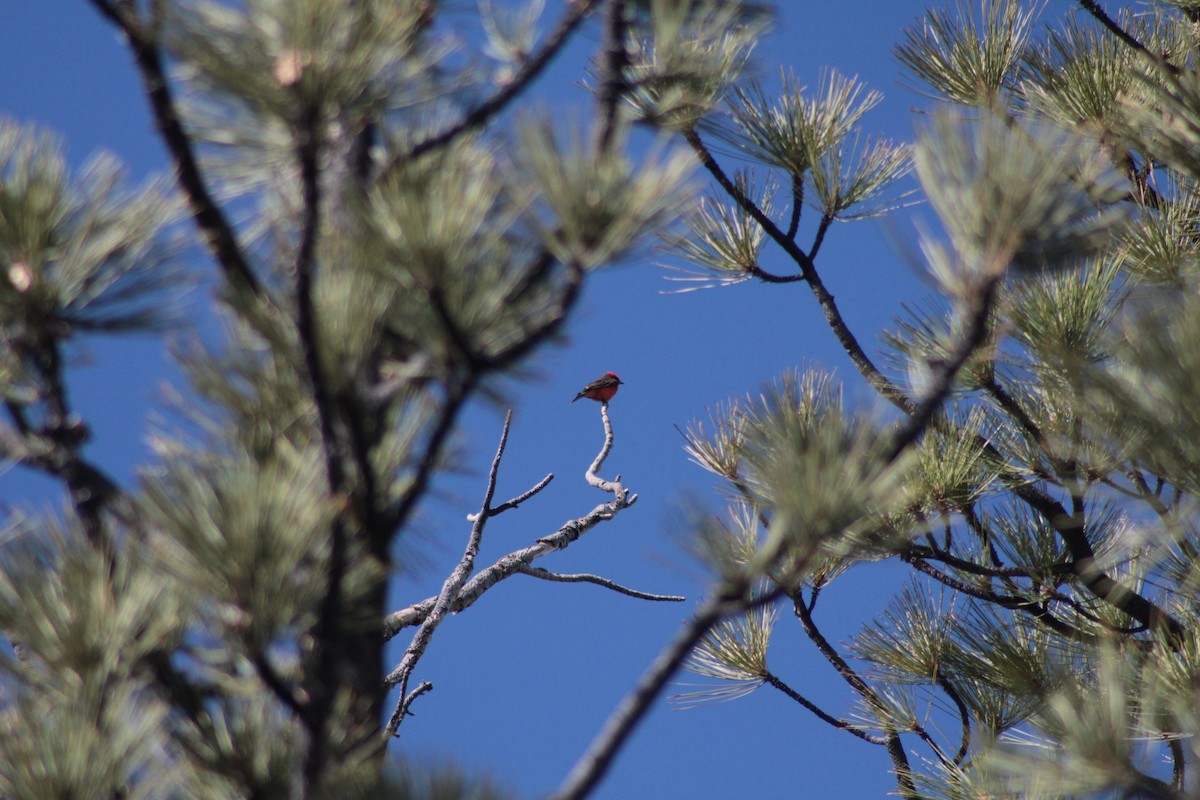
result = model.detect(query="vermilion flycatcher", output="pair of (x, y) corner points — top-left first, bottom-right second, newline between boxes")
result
(572, 372), (623, 403)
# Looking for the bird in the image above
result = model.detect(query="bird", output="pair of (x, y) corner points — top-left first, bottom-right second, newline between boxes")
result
(572, 372), (623, 403)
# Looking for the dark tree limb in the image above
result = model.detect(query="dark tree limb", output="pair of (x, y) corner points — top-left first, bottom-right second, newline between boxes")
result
(885, 277), (1001, 463)
(762, 671), (888, 745)
(936, 676), (971, 765)
(1074, 0), (1178, 73)
(900, 553), (1098, 644)
(377, 0), (601, 178)
(784, 174), (803, 241)
(595, 0), (631, 153)
(791, 594), (918, 799)
(550, 590), (764, 800)
(86, 0), (266, 299)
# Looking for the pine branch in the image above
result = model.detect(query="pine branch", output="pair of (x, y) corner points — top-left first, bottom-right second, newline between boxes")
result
(935, 676), (971, 766)
(791, 593), (918, 800)
(7, 330), (129, 555)
(253, 652), (309, 721)
(689, 102), (1187, 652)
(784, 174), (803, 241)
(387, 381), (472, 534)
(1073, 0), (1176, 73)
(885, 277), (1001, 463)
(1010, 482), (1186, 646)
(85, 0), (266, 299)
(899, 552), (1098, 644)
(902, 543), (1032, 580)
(808, 213), (833, 261)
(681, 127), (916, 414)
(679, 129), (806, 284)
(1168, 736), (1185, 792)
(595, 0), (631, 153)
(485, 255), (586, 372)
(290, 100), (355, 790)
(377, 0), (600, 178)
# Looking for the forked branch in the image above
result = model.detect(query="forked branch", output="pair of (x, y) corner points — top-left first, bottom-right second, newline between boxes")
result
(383, 402), (661, 741)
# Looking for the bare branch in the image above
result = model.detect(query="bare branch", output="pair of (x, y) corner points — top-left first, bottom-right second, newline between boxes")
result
(384, 494), (636, 638)
(392, 680), (434, 728)
(486, 473), (554, 518)
(586, 402), (636, 505)
(516, 564), (684, 602)
(384, 411), (516, 736)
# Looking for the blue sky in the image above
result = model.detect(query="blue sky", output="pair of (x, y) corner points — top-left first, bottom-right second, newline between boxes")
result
(2, 1), (1005, 797)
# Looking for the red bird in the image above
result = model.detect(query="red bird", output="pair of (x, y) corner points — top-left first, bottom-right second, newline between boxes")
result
(572, 372), (623, 403)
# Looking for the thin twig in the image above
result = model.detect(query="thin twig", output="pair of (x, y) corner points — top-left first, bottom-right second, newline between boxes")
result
(487, 473), (554, 517)
(762, 671), (888, 745)
(516, 564), (684, 602)
(393, 680), (434, 726)
(935, 676), (971, 766)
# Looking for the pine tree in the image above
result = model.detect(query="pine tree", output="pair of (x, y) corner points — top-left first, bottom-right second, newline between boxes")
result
(0, 1), (702, 797)
(562, 1), (1200, 798)
(9, 1), (1200, 799)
